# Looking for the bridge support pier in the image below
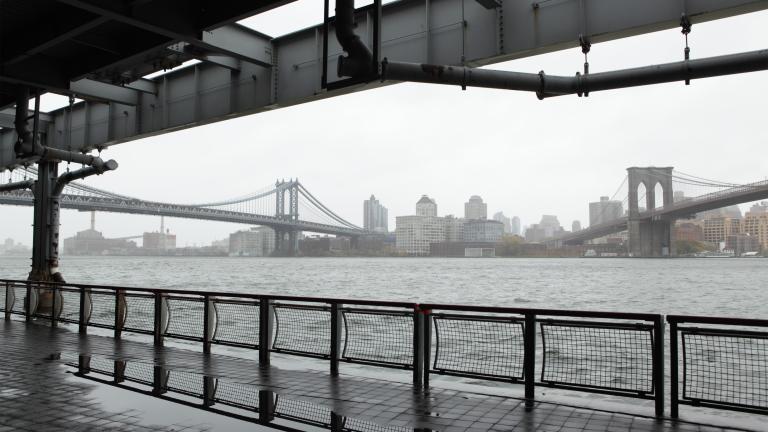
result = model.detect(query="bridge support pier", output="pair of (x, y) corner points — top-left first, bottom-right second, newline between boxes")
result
(628, 220), (674, 257)
(627, 167), (675, 257)
(28, 161), (62, 282)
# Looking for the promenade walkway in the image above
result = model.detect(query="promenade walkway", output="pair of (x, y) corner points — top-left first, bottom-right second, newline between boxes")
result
(0, 319), (750, 431)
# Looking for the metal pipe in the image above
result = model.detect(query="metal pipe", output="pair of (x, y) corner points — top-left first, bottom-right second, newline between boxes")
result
(52, 159), (118, 197)
(381, 48), (768, 98)
(0, 180), (34, 193)
(335, 0), (373, 77)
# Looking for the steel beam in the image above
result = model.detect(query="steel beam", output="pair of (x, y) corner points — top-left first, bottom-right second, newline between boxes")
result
(2, 0), (768, 171)
(70, 79), (141, 105)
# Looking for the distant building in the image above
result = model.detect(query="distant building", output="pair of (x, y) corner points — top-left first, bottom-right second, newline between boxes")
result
(464, 195), (487, 220)
(675, 222), (704, 242)
(726, 234), (760, 256)
(143, 217), (176, 251)
(395, 215), (446, 255)
(444, 215), (465, 242)
(703, 217), (741, 244)
(493, 212), (512, 233)
(589, 196), (624, 226)
(229, 227), (275, 256)
(511, 216), (521, 236)
(63, 212), (137, 255)
(363, 195), (389, 233)
(525, 215), (564, 242)
(463, 219), (504, 242)
(742, 207), (768, 250)
(572, 220), (582, 232)
(414, 195), (437, 217)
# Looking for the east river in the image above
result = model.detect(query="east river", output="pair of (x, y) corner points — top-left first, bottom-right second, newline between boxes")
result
(0, 256), (765, 318)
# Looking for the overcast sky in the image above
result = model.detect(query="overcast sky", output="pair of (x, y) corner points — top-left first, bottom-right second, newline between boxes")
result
(2, 4), (768, 247)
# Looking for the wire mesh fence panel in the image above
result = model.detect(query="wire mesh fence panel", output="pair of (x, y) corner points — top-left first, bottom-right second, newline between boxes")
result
(273, 305), (332, 357)
(123, 294), (155, 333)
(274, 396), (332, 428)
(214, 379), (259, 411)
(58, 289), (81, 323)
(166, 297), (204, 340)
(89, 291), (117, 328)
(213, 300), (260, 347)
(682, 331), (768, 410)
(342, 309), (413, 367)
(343, 417), (412, 432)
(540, 321), (655, 395)
(166, 370), (205, 397)
(432, 315), (524, 380)
(124, 362), (155, 386)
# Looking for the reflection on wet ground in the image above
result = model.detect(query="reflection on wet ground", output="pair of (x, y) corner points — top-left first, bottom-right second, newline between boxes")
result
(0, 319), (752, 431)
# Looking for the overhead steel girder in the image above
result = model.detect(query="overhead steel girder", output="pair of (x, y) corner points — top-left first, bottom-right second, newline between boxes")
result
(2, 0), (768, 171)
(57, 0), (274, 68)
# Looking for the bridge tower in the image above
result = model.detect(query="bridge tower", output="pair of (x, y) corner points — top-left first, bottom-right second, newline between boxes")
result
(273, 180), (300, 256)
(627, 167), (675, 257)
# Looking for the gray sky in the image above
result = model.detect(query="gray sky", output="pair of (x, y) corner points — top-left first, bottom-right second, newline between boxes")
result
(2, 4), (768, 247)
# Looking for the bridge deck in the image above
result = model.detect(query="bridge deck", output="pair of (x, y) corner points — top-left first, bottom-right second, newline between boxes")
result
(0, 319), (750, 432)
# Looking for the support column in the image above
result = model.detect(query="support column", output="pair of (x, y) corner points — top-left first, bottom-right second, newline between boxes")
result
(28, 160), (62, 282)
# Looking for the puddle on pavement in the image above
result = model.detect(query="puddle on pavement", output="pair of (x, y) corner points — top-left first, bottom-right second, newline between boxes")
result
(59, 352), (411, 432)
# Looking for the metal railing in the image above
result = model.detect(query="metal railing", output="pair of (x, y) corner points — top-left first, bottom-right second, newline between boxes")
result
(668, 315), (768, 418)
(3, 278), (765, 419)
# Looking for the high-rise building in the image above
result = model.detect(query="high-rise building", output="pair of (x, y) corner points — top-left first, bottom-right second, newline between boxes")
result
(444, 215), (465, 242)
(464, 195), (487, 220)
(749, 201), (768, 214)
(572, 220), (582, 232)
(363, 195), (389, 233)
(229, 227), (275, 256)
(539, 215), (564, 238)
(493, 211), (512, 233)
(415, 195), (437, 217)
(675, 221), (704, 242)
(589, 196), (624, 226)
(511, 216), (521, 236)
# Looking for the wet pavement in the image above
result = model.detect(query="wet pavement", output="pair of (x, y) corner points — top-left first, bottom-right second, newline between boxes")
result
(0, 319), (754, 431)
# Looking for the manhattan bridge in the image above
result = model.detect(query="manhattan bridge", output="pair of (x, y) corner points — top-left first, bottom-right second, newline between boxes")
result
(0, 167), (365, 254)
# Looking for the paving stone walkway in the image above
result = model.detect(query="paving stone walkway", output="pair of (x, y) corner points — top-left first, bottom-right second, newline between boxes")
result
(0, 319), (751, 431)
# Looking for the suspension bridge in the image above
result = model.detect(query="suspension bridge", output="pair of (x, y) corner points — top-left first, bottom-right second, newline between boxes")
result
(549, 167), (768, 256)
(0, 167), (366, 253)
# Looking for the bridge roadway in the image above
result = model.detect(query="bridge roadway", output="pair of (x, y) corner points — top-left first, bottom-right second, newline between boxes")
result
(0, 190), (365, 237)
(549, 179), (768, 245)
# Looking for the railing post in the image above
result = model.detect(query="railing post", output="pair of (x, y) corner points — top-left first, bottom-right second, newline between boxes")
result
(670, 318), (679, 418)
(50, 285), (57, 328)
(203, 376), (216, 407)
(4, 282), (9, 321)
(259, 298), (273, 365)
(203, 295), (212, 354)
(114, 289), (123, 339)
(114, 360), (126, 383)
(654, 316), (665, 418)
(78, 354), (91, 375)
(413, 305), (425, 389)
(25, 282), (31, 322)
(78, 287), (87, 333)
(330, 302), (342, 376)
(154, 292), (164, 347)
(258, 390), (275, 424)
(153, 365), (167, 396)
(423, 308), (432, 390)
(330, 412), (344, 432)
(524, 313), (536, 411)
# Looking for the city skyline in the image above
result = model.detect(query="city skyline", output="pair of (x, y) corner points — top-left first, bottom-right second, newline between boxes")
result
(1, 10), (767, 246)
